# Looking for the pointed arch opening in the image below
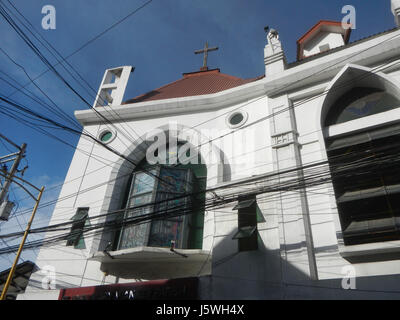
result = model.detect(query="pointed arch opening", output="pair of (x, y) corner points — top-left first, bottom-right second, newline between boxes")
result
(321, 65), (400, 246)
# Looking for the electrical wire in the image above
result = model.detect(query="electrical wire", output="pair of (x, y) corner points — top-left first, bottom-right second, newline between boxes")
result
(6, 122), (400, 229)
(1, 137), (399, 253)
(0, 2), (179, 193)
(2, 1), (400, 294)
(2, 4), (400, 222)
(1, 0), (154, 100)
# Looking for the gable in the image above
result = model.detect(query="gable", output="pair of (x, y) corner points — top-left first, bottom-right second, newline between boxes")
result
(297, 20), (352, 60)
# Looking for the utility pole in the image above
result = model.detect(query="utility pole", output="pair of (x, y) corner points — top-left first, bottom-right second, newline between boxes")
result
(0, 133), (45, 300)
(0, 186), (44, 300)
(0, 134), (27, 222)
(0, 142), (26, 205)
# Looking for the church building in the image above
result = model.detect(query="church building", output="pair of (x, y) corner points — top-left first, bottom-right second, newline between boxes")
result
(17, 0), (400, 299)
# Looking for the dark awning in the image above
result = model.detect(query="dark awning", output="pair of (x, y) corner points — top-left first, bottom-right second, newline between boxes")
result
(232, 226), (257, 240)
(327, 123), (400, 151)
(232, 199), (256, 210)
(70, 208), (89, 220)
(337, 184), (400, 203)
(0, 261), (37, 300)
(343, 217), (400, 236)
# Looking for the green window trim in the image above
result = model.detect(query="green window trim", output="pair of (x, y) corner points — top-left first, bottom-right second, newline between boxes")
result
(233, 199), (256, 210)
(232, 226), (257, 240)
(115, 143), (207, 251)
(118, 166), (194, 250)
(100, 131), (113, 142)
(66, 208), (89, 249)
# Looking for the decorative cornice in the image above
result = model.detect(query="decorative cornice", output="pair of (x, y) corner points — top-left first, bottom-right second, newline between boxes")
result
(75, 80), (267, 125)
(264, 51), (287, 65)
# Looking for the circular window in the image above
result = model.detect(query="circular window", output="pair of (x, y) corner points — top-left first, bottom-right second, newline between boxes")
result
(230, 113), (244, 125)
(98, 129), (116, 144)
(226, 111), (248, 128)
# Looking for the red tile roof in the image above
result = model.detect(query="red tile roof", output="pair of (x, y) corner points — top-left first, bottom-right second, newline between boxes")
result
(123, 68), (263, 104)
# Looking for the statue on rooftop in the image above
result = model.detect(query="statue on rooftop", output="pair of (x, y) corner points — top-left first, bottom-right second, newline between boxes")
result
(264, 26), (282, 54)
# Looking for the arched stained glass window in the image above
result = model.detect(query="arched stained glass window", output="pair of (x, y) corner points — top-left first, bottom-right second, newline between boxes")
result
(324, 87), (400, 126)
(116, 143), (207, 251)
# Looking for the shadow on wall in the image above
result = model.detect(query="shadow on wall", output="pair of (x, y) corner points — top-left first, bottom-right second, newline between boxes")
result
(199, 229), (400, 300)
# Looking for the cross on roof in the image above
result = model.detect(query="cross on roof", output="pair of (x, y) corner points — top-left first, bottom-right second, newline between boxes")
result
(194, 41), (218, 71)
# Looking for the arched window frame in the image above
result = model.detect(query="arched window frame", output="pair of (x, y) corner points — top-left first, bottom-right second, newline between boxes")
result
(114, 141), (208, 251)
(91, 125), (227, 256)
(318, 64), (400, 252)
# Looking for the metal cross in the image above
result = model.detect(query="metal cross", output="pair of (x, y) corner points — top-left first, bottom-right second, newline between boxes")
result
(194, 42), (218, 70)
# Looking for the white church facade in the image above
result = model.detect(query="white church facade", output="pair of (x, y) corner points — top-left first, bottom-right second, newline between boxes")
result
(17, 0), (400, 299)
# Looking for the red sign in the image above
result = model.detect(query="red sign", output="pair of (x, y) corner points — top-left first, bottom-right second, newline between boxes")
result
(58, 277), (199, 300)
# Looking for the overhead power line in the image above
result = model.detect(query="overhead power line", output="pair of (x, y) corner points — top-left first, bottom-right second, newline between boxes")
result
(0, 136), (399, 253)
(0, 0), (176, 191)
(2, 0), (154, 100)
(0, 0), (396, 202)
(0, 0), (400, 268)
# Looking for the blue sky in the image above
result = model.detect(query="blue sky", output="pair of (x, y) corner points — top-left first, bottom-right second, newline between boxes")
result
(0, 0), (395, 269)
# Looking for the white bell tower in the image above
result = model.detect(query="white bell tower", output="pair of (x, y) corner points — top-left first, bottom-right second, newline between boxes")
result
(93, 66), (134, 107)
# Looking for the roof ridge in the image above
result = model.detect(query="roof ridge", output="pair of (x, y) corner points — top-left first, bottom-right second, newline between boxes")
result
(182, 68), (220, 77)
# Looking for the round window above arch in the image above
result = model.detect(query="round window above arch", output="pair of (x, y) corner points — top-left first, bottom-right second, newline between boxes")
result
(99, 128), (116, 144)
(226, 111), (248, 129)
